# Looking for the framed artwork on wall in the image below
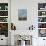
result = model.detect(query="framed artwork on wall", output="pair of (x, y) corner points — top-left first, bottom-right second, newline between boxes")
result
(18, 9), (27, 21)
(38, 29), (46, 37)
(0, 23), (8, 37)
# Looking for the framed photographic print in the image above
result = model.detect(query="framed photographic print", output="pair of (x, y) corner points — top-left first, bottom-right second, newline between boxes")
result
(38, 23), (46, 28)
(0, 23), (8, 37)
(38, 17), (46, 22)
(0, 17), (8, 22)
(38, 29), (46, 37)
(0, 11), (8, 16)
(18, 9), (27, 21)
(38, 3), (46, 10)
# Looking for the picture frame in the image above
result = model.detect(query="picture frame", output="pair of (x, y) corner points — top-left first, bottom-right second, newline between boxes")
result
(38, 29), (46, 37)
(18, 9), (27, 21)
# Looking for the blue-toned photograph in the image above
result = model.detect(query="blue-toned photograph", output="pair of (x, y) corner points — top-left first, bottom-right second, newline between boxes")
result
(18, 9), (27, 20)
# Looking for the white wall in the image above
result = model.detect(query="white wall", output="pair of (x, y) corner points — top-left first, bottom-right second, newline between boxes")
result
(11, 0), (38, 45)
(11, 0), (38, 30)
(11, 0), (46, 30)
(11, 0), (46, 46)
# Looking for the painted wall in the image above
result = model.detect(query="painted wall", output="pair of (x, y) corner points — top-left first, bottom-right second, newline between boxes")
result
(11, 0), (46, 46)
(11, 0), (38, 30)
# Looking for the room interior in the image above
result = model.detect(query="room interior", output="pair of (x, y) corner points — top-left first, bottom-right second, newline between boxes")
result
(0, 0), (46, 46)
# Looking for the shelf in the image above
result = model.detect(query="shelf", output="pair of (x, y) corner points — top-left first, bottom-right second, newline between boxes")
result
(38, 22), (46, 23)
(38, 15), (46, 17)
(0, 10), (8, 11)
(0, 16), (8, 17)
(0, 22), (8, 23)
(38, 10), (46, 11)
(38, 28), (46, 29)
(38, 37), (46, 38)
(0, 3), (8, 37)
